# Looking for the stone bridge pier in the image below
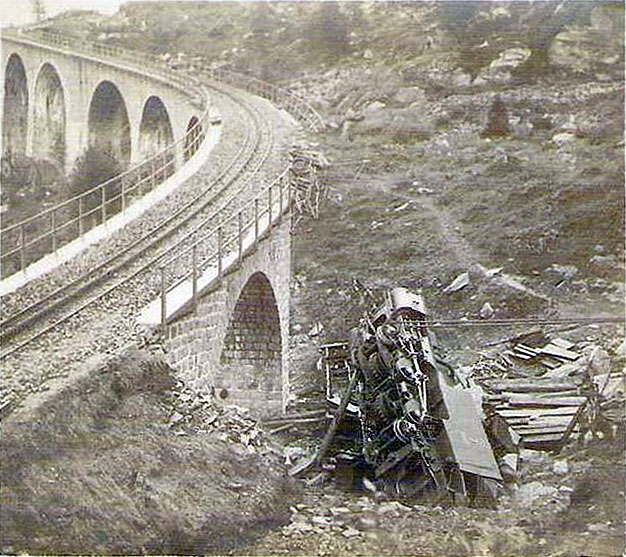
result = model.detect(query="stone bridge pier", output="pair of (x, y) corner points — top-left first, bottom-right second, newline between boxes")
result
(159, 218), (291, 417)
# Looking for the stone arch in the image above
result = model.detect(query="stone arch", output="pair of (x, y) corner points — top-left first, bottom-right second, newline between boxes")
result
(2, 53), (29, 158)
(32, 62), (66, 168)
(183, 115), (203, 161)
(217, 272), (282, 414)
(88, 80), (131, 168)
(138, 95), (174, 160)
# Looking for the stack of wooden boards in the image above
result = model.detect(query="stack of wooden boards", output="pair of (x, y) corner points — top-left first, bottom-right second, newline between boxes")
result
(503, 337), (581, 370)
(481, 338), (590, 450)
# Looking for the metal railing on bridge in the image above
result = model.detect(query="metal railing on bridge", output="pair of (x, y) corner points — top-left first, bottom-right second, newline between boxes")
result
(155, 168), (293, 326)
(1, 29), (324, 281)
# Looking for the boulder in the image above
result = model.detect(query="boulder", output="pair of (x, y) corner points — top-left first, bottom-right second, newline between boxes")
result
(393, 86), (426, 105)
(553, 460), (570, 476)
(545, 264), (579, 280)
(479, 302), (495, 319)
(549, 27), (623, 75)
(589, 254), (622, 271)
(520, 449), (552, 466)
(515, 481), (558, 507)
(354, 107), (434, 138)
(552, 132), (577, 147)
(476, 47), (532, 84)
(364, 100), (386, 114)
(443, 271), (470, 294)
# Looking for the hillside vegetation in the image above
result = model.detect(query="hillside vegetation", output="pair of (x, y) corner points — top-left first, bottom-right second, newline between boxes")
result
(45, 1), (623, 85)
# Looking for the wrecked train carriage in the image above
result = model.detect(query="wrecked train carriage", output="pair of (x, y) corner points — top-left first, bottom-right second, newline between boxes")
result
(321, 288), (502, 501)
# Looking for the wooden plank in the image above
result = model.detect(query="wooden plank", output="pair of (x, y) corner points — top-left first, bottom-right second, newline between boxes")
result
(522, 432), (574, 444)
(482, 380), (578, 393)
(514, 425), (569, 434)
(507, 416), (574, 428)
(539, 357), (561, 369)
(557, 400), (587, 451)
(514, 344), (536, 354)
(536, 390), (580, 398)
(504, 394), (586, 407)
(496, 407), (579, 418)
(551, 337), (575, 350)
(517, 343), (539, 356)
(506, 419), (532, 426)
(539, 344), (580, 361)
(522, 414), (575, 424)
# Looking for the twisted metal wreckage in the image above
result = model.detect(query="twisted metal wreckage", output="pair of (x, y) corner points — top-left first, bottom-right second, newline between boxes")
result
(292, 287), (503, 504)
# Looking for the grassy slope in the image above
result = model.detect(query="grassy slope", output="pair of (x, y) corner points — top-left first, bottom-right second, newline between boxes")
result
(0, 349), (296, 555)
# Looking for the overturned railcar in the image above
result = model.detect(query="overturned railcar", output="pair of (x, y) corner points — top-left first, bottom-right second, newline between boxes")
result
(321, 288), (502, 502)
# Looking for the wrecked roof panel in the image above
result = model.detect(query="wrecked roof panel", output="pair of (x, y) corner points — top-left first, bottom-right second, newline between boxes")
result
(438, 372), (503, 481)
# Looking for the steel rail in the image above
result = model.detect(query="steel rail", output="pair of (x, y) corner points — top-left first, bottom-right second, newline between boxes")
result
(1, 28), (324, 278)
(1, 31), (322, 360)
(0, 81), (274, 360)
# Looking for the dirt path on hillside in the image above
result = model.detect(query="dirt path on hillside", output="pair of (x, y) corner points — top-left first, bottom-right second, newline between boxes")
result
(370, 179), (550, 303)
(381, 184), (480, 270)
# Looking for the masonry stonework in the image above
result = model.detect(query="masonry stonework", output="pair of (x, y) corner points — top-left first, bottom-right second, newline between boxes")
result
(163, 217), (291, 417)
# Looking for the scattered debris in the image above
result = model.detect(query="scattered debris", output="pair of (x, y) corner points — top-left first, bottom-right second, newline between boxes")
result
(290, 147), (329, 222)
(308, 322), (325, 338)
(443, 271), (470, 294)
(165, 380), (268, 451)
(463, 333), (624, 451)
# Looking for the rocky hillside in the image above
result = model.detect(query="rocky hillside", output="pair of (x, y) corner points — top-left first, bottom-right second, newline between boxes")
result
(44, 1), (623, 85)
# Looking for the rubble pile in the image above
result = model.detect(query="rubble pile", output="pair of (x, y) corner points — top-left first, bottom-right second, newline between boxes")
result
(281, 496), (416, 540)
(165, 380), (267, 451)
(290, 147), (329, 222)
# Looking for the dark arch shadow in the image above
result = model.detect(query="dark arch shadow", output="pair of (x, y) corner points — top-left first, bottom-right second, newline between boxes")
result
(139, 95), (175, 181)
(32, 62), (66, 168)
(88, 80), (131, 168)
(183, 115), (204, 162)
(2, 53), (29, 158)
(217, 272), (282, 415)
(139, 95), (174, 159)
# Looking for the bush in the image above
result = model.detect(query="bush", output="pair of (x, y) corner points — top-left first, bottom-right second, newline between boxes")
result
(71, 145), (122, 193)
(482, 95), (510, 138)
(70, 145), (123, 221)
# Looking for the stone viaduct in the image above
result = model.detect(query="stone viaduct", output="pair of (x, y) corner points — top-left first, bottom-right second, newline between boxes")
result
(2, 32), (205, 173)
(1, 31), (306, 417)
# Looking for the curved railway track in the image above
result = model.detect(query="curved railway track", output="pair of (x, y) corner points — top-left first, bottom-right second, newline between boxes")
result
(0, 79), (278, 361)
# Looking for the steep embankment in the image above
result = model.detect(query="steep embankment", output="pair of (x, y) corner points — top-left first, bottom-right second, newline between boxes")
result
(0, 348), (297, 555)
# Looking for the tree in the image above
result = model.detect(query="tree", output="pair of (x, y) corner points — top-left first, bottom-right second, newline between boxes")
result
(482, 95), (510, 138)
(71, 146), (121, 192)
(71, 146), (123, 220)
(307, 2), (351, 62)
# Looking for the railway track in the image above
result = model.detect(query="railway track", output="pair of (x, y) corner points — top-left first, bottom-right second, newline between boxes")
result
(0, 78), (278, 361)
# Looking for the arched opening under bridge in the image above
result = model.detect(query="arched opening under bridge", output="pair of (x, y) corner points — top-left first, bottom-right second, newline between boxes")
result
(217, 272), (283, 416)
(88, 80), (131, 169)
(183, 116), (203, 161)
(32, 62), (66, 168)
(2, 53), (29, 158)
